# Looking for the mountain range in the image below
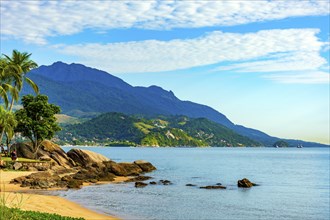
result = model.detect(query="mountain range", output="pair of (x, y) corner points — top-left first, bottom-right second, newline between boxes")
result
(21, 62), (326, 147)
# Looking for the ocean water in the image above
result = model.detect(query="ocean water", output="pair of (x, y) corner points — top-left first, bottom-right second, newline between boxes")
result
(59, 147), (330, 220)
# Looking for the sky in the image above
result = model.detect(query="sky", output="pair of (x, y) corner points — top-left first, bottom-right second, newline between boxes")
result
(1, 0), (329, 145)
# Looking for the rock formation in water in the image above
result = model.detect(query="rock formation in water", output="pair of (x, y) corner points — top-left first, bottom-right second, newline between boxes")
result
(10, 141), (157, 190)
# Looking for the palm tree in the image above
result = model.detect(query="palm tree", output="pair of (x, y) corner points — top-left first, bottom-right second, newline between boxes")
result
(2, 50), (39, 111)
(0, 50), (39, 143)
(0, 106), (17, 152)
(0, 57), (19, 108)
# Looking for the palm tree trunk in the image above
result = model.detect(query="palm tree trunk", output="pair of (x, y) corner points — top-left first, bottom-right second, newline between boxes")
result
(8, 97), (15, 112)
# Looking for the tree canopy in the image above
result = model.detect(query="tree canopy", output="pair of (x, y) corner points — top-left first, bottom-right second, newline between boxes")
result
(15, 94), (61, 154)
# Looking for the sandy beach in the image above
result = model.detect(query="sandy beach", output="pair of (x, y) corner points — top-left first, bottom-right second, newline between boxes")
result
(0, 170), (120, 220)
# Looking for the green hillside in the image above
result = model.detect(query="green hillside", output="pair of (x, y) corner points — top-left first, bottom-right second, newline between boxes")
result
(56, 112), (261, 147)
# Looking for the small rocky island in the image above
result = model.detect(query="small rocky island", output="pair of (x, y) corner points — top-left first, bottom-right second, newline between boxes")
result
(7, 140), (156, 189)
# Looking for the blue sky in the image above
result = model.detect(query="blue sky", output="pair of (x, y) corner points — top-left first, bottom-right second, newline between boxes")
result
(1, 0), (329, 144)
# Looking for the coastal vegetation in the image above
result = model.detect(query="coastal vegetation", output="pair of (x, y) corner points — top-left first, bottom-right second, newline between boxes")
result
(57, 112), (261, 147)
(273, 140), (289, 148)
(15, 94), (61, 157)
(0, 206), (84, 220)
(0, 50), (39, 146)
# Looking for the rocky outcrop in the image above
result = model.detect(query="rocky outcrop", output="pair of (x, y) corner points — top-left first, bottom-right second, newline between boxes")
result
(11, 171), (64, 189)
(67, 149), (109, 167)
(14, 140), (75, 168)
(108, 162), (143, 176)
(135, 182), (148, 188)
(159, 180), (172, 185)
(237, 178), (257, 188)
(124, 176), (152, 182)
(134, 160), (156, 172)
(200, 185), (226, 189)
(10, 141), (157, 190)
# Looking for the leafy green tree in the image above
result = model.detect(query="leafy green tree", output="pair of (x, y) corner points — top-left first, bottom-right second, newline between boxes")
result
(15, 95), (61, 157)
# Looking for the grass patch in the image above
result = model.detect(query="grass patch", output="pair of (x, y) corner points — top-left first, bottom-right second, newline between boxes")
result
(0, 156), (41, 163)
(0, 206), (85, 220)
(134, 122), (155, 134)
(55, 114), (82, 125)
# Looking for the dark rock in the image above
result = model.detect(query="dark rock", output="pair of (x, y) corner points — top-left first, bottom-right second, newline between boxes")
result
(72, 169), (99, 181)
(135, 182), (148, 188)
(67, 149), (109, 167)
(89, 179), (98, 183)
(67, 179), (84, 189)
(149, 181), (157, 185)
(216, 183), (222, 186)
(200, 185), (226, 189)
(14, 142), (35, 159)
(186, 184), (196, 187)
(160, 180), (172, 185)
(11, 176), (26, 184)
(98, 172), (116, 182)
(13, 162), (23, 170)
(134, 160), (156, 172)
(237, 178), (256, 188)
(125, 176), (152, 182)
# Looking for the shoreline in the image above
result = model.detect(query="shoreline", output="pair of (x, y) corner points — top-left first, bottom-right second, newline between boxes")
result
(0, 170), (123, 220)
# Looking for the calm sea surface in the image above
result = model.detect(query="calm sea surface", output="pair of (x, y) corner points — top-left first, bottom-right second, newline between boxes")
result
(60, 147), (329, 220)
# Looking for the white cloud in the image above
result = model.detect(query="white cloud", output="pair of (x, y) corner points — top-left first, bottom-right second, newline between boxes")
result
(1, 0), (329, 44)
(53, 29), (328, 79)
(264, 71), (330, 84)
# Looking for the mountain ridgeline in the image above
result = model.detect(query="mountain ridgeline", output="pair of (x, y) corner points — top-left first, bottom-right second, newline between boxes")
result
(57, 112), (261, 147)
(21, 62), (327, 147)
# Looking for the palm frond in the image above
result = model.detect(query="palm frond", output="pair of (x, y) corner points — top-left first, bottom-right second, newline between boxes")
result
(25, 77), (39, 94)
(0, 86), (9, 108)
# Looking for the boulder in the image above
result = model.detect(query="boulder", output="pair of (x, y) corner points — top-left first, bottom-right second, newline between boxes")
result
(67, 179), (84, 189)
(109, 162), (143, 176)
(13, 162), (23, 170)
(14, 142), (35, 159)
(134, 160), (156, 172)
(98, 172), (116, 182)
(237, 178), (256, 188)
(159, 180), (172, 185)
(12, 171), (62, 189)
(186, 184), (197, 187)
(67, 149), (109, 167)
(135, 182), (148, 188)
(124, 176), (152, 182)
(14, 140), (75, 168)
